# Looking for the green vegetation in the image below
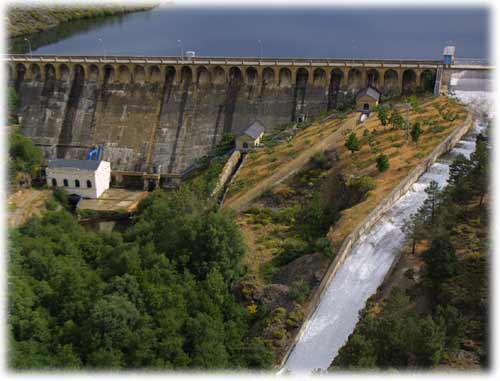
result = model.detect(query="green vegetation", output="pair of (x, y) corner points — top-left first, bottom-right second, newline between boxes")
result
(333, 132), (490, 370)
(8, 86), (19, 123)
(7, 5), (153, 38)
(9, 183), (274, 370)
(376, 154), (389, 172)
(374, 104), (389, 126)
(411, 121), (424, 144)
(9, 126), (44, 189)
(390, 109), (405, 130)
(345, 133), (361, 154)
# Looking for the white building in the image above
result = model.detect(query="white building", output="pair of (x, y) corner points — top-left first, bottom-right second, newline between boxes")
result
(46, 159), (111, 199)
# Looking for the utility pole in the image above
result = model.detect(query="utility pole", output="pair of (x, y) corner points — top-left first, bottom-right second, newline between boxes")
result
(258, 40), (263, 59)
(98, 38), (106, 60)
(177, 40), (183, 59)
(24, 38), (32, 58)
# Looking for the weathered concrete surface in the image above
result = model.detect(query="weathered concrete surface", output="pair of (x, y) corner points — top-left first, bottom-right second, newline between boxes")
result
(10, 56), (440, 179)
(211, 150), (242, 198)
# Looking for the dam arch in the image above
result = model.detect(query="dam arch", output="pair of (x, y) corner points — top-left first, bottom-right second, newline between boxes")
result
(420, 69), (436, 92)
(366, 68), (380, 89)
(347, 68), (362, 93)
(148, 65), (161, 82)
(87, 64), (99, 82)
(279, 68), (292, 88)
(313, 68), (327, 87)
(118, 65), (131, 83)
(44, 64), (56, 81)
(196, 66), (210, 87)
(30, 64), (42, 81)
(212, 65), (225, 85)
(133, 65), (146, 84)
(402, 69), (417, 94)
(104, 64), (115, 83)
(383, 69), (399, 96)
(245, 66), (258, 86)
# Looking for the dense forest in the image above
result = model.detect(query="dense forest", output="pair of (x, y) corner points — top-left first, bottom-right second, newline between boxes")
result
(9, 174), (274, 369)
(332, 129), (490, 370)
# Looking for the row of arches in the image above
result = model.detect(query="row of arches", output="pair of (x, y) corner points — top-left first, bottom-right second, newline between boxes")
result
(10, 62), (435, 93)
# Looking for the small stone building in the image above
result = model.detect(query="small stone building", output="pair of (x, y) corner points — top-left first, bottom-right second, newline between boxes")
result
(356, 87), (381, 113)
(236, 120), (265, 151)
(46, 159), (111, 199)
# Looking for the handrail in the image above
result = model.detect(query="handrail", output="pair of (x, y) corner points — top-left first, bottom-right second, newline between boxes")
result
(3, 53), (442, 66)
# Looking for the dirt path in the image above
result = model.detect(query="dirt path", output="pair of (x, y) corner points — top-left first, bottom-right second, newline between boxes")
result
(224, 115), (358, 212)
(8, 188), (51, 229)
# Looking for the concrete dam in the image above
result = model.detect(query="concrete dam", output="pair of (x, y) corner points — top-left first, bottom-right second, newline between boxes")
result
(7, 55), (439, 184)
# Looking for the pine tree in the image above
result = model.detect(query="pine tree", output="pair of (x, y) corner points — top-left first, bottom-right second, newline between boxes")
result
(345, 132), (361, 154)
(411, 121), (423, 144)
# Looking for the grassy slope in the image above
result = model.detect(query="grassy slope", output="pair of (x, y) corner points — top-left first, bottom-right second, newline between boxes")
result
(228, 95), (468, 360)
(7, 4), (154, 38)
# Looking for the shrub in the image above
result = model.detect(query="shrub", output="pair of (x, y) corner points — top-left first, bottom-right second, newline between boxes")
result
(345, 133), (361, 154)
(349, 176), (376, 194)
(53, 187), (70, 210)
(411, 121), (424, 144)
(288, 280), (310, 303)
(278, 238), (310, 266)
(376, 154), (390, 172)
(310, 151), (331, 170)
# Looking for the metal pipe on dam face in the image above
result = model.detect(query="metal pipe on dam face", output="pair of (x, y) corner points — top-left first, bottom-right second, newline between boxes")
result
(281, 72), (492, 373)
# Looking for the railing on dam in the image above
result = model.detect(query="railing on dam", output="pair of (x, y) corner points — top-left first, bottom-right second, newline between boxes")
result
(5, 54), (441, 68)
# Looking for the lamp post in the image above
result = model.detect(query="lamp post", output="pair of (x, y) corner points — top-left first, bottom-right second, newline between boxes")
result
(98, 38), (106, 60)
(177, 40), (183, 59)
(257, 40), (263, 59)
(24, 38), (32, 58)
(351, 40), (357, 64)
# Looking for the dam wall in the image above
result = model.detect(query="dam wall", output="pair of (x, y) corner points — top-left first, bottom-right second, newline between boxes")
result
(7, 55), (439, 178)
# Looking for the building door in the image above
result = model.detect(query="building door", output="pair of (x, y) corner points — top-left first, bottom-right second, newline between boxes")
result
(363, 103), (370, 111)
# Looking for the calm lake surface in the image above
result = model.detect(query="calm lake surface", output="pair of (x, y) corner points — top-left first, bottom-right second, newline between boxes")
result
(15, 5), (489, 59)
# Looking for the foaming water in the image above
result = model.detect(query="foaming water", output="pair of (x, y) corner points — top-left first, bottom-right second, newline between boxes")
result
(282, 84), (490, 373)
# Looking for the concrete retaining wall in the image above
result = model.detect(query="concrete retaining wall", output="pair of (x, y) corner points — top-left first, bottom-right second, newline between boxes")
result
(279, 112), (473, 368)
(211, 150), (242, 197)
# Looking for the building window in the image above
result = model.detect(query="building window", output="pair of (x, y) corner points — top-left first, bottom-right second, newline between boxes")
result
(363, 103), (370, 110)
(243, 142), (248, 149)
(63, 179), (68, 187)
(87, 180), (92, 188)
(51, 178), (57, 187)
(75, 179), (80, 188)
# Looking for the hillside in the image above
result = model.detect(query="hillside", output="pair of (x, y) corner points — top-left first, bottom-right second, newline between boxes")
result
(331, 128), (490, 370)
(7, 4), (155, 38)
(224, 95), (469, 361)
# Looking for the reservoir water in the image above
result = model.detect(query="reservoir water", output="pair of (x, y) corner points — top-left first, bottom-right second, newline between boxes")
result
(12, 6), (489, 59)
(282, 71), (492, 373)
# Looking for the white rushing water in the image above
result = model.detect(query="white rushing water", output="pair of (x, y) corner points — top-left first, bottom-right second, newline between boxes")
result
(282, 70), (492, 374)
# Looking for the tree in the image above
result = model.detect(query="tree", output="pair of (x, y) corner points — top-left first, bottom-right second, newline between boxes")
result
(448, 154), (473, 203)
(390, 109), (404, 130)
(418, 180), (440, 226)
(411, 121), (423, 144)
(469, 134), (489, 206)
(9, 129), (44, 177)
(376, 105), (389, 126)
(376, 154), (389, 172)
(8, 86), (19, 123)
(345, 132), (361, 154)
(422, 237), (458, 281)
(402, 213), (425, 255)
